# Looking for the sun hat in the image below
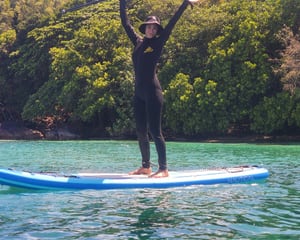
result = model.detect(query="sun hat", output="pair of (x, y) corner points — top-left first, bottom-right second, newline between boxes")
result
(138, 16), (164, 34)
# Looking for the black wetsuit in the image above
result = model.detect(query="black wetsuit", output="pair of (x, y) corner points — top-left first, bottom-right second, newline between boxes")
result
(120, 0), (189, 170)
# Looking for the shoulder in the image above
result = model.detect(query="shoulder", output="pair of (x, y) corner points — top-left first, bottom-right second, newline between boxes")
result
(134, 36), (144, 48)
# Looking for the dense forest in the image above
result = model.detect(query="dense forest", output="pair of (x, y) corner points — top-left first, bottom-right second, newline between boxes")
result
(0, 0), (300, 139)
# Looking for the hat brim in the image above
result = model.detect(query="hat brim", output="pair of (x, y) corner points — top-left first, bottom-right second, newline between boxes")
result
(139, 22), (164, 35)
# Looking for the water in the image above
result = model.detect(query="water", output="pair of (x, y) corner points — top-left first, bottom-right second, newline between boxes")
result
(0, 140), (299, 239)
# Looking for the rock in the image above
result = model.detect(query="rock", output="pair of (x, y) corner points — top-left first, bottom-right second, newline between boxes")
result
(0, 121), (80, 140)
(0, 121), (44, 140)
(44, 128), (80, 140)
(57, 128), (80, 140)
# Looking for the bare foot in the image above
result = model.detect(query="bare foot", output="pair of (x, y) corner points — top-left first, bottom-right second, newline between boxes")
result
(149, 169), (169, 178)
(129, 167), (152, 175)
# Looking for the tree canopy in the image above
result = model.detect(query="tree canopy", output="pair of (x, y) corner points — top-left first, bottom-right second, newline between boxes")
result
(0, 0), (300, 138)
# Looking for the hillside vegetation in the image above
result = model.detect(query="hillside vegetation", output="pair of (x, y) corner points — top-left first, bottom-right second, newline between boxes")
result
(0, 0), (300, 139)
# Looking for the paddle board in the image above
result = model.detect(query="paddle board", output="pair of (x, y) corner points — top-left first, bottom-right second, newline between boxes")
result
(0, 165), (269, 191)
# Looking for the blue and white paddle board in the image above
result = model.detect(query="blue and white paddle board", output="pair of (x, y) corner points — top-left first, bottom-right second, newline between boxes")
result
(0, 165), (268, 191)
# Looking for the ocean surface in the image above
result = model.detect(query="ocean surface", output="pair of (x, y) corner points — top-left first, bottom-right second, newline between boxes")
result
(0, 140), (299, 239)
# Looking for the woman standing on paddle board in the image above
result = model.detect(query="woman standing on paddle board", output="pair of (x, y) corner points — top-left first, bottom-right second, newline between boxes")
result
(120, 0), (198, 178)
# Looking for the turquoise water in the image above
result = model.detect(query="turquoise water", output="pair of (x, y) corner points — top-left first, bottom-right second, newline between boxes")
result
(0, 140), (299, 239)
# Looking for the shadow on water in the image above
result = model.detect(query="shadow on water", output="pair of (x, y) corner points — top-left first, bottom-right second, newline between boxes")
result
(129, 191), (181, 239)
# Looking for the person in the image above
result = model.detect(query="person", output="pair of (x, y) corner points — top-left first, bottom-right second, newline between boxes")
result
(120, 0), (197, 178)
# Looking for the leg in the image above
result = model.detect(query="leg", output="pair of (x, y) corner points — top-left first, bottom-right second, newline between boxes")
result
(130, 96), (152, 175)
(146, 91), (168, 177)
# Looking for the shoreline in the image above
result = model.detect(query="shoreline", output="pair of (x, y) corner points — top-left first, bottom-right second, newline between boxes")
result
(1, 121), (300, 143)
(1, 135), (300, 143)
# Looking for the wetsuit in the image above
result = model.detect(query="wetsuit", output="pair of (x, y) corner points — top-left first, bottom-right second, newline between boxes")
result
(120, 0), (189, 170)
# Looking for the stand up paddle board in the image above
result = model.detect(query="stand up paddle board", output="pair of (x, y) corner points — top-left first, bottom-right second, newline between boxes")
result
(0, 165), (268, 191)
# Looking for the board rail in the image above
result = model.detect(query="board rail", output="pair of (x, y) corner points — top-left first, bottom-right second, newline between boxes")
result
(0, 165), (269, 191)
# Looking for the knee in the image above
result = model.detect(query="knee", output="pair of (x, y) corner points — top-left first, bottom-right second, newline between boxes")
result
(136, 130), (148, 142)
(149, 130), (164, 142)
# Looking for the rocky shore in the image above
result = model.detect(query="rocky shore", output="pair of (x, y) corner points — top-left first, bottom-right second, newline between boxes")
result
(0, 121), (79, 140)
(1, 121), (299, 142)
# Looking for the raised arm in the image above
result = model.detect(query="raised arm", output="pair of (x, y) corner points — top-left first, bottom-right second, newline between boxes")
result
(160, 0), (194, 42)
(119, 0), (140, 46)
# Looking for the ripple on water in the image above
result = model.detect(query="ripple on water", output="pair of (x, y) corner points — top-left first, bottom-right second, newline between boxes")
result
(0, 141), (299, 239)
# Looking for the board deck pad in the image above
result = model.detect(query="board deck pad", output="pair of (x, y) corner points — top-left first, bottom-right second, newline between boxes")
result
(0, 165), (269, 191)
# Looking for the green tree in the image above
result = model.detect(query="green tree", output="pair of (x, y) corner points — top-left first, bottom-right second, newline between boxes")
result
(12, 0), (71, 31)
(0, 0), (73, 119)
(250, 92), (294, 134)
(163, 0), (283, 135)
(22, 2), (135, 136)
(0, 0), (14, 32)
(201, 0), (281, 130)
(2, 0), (300, 137)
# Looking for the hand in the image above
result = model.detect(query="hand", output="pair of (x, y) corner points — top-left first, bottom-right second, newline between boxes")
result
(186, 0), (199, 9)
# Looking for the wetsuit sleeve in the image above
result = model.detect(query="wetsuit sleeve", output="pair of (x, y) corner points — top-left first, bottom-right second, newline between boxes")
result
(160, 0), (190, 43)
(119, 0), (140, 46)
